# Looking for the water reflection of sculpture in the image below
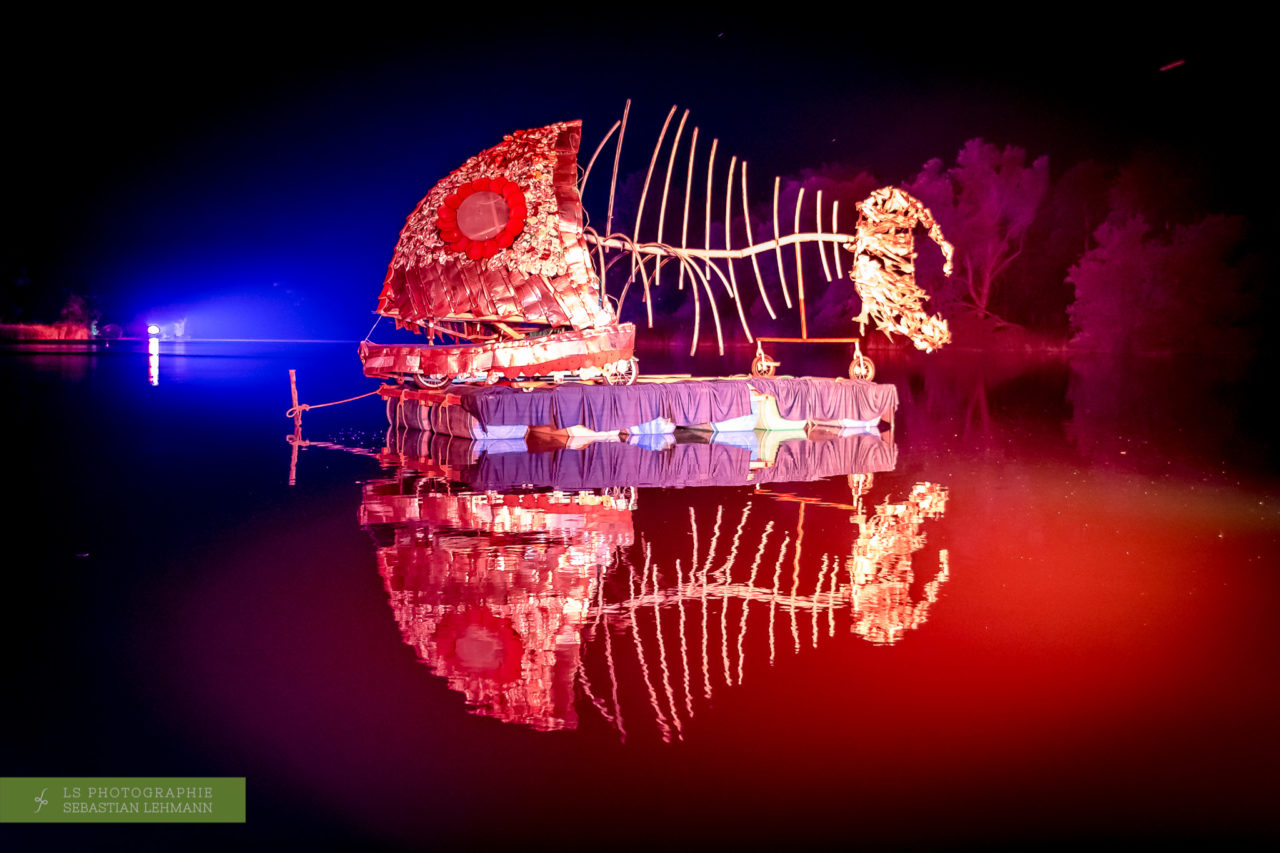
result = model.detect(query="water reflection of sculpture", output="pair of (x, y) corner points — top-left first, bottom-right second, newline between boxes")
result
(362, 482), (633, 731)
(581, 478), (950, 742)
(360, 437), (949, 740)
(845, 478), (950, 646)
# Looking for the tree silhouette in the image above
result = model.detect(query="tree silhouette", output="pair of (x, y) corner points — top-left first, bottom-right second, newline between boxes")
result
(1067, 214), (1251, 354)
(1004, 159), (1110, 331)
(907, 139), (1048, 324)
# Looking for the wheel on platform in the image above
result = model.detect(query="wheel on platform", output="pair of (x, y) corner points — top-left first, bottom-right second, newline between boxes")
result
(849, 355), (875, 382)
(751, 353), (777, 378)
(604, 357), (639, 386)
(412, 373), (452, 390)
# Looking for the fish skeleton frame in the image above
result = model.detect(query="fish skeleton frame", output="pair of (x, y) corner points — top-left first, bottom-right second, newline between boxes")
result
(376, 102), (954, 364)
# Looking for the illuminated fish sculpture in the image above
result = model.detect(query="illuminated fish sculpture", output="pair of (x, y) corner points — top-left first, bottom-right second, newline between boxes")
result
(360, 103), (954, 389)
(361, 121), (639, 389)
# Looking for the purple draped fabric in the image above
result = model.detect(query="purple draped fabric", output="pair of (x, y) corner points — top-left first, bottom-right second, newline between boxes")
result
(745, 377), (897, 422)
(454, 377), (892, 430)
(659, 380), (749, 425)
(451, 433), (895, 492)
(753, 433), (897, 484)
(467, 440), (748, 490)
(454, 385), (554, 428)
(547, 382), (670, 432)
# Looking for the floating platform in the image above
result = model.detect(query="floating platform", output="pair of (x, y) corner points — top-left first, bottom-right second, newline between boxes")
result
(379, 375), (897, 440)
(380, 427), (898, 492)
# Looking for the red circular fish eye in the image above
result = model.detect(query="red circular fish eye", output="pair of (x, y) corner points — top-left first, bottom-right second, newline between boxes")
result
(437, 178), (527, 259)
(456, 191), (508, 241)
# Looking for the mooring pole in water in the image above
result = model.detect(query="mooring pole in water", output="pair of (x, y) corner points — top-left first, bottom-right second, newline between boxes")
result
(288, 369), (301, 486)
(288, 431), (300, 487)
(289, 369), (301, 430)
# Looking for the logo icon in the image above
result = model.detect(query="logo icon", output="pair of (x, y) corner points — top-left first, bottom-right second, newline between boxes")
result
(33, 788), (48, 814)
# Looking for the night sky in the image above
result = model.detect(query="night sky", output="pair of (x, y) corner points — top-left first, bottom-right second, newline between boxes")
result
(5, 12), (1269, 339)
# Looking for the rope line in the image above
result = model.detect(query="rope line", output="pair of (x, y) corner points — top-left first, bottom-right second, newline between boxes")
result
(286, 389), (380, 420)
(364, 313), (383, 342)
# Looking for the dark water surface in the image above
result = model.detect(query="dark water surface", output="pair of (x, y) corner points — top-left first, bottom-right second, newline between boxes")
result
(4, 340), (1278, 849)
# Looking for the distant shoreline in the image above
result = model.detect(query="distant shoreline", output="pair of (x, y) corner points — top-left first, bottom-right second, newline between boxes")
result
(0, 322), (90, 340)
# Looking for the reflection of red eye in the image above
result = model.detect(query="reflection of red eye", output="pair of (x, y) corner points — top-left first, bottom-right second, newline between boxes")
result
(436, 177), (527, 259)
(432, 607), (524, 684)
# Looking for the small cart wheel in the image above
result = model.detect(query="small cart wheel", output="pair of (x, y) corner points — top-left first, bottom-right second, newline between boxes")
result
(606, 485), (638, 508)
(604, 357), (639, 386)
(849, 355), (875, 382)
(412, 373), (452, 390)
(751, 353), (777, 378)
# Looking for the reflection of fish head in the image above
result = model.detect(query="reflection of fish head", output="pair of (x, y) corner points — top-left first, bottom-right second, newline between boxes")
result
(417, 603), (580, 732)
(433, 607), (524, 684)
(366, 479), (624, 732)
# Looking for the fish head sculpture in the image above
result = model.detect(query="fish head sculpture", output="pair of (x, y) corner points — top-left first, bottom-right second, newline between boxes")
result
(377, 121), (613, 335)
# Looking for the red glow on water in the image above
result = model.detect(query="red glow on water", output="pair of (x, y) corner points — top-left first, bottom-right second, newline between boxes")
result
(150, 429), (1280, 844)
(14, 346), (1276, 846)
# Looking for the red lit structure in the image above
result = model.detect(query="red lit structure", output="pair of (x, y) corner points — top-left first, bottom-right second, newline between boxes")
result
(361, 121), (638, 389)
(360, 431), (949, 738)
(360, 105), (956, 392)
